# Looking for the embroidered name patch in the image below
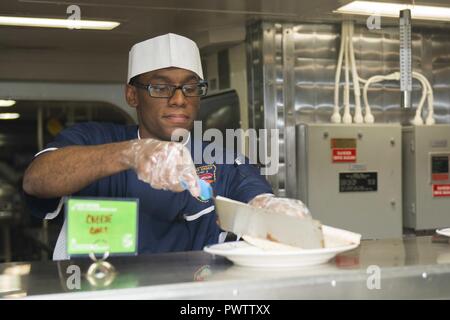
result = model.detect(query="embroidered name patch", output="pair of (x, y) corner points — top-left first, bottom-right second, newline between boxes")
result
(196, 164), (216, 184)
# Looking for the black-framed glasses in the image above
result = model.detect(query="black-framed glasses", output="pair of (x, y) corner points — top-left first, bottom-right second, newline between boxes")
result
(132, 81), (208, 98)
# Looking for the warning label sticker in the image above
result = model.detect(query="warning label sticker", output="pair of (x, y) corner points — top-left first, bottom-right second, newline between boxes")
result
(332, 148), (357, 163)
(331, 138), (356, 149)
(432, 184), (450, 197)
(339, 172), (377, 192)
(432, 173), (449, 181)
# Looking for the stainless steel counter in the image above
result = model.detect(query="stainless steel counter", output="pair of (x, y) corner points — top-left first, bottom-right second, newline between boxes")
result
(1, 235), (450, 299)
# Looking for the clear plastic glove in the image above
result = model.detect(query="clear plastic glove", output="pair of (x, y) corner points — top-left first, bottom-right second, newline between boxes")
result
(122, 139), (200, 197)
(248, 194), (311, 218)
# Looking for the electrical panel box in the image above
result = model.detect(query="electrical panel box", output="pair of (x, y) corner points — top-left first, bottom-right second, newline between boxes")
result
(296, 123), (402, 239)
(403, 125), (450, 230)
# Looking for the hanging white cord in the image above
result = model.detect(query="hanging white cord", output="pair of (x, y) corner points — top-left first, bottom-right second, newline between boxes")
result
(363, 72), (434, 125)
(331, 22), (347, 123)
(411, 73), (428, 125)
(342, 23), (352, 124)
(348, 22), (363, 123)
(363, 72), (400, 123)
(412, 72), (435, 125)
(334, 20), (434, 125)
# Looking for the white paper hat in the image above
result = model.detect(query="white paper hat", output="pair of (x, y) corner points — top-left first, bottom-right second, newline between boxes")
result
(127, 33), (203, 83)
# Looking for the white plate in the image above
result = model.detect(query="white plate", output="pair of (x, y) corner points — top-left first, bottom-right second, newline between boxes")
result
(436, 228), (450, 237)
(204, 241), (359, 268)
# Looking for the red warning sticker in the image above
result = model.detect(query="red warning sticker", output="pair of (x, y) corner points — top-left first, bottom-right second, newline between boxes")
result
(432, 184), (450, 197)
(332, 148), (356, 163)
(432, 173), (449, 181)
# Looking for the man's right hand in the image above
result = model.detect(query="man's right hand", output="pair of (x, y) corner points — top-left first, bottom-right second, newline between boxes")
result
(122, 139), (201, 198)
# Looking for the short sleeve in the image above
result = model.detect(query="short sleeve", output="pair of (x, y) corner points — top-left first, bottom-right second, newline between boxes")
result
(43, 122), (118, 150)
(23, 192), (61, 219)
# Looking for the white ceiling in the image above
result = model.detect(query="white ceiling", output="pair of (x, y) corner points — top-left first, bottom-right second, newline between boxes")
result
(1, 0), (450, 82)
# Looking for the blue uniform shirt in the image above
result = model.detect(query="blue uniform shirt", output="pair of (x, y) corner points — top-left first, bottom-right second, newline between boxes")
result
(24, 122), (273, 257)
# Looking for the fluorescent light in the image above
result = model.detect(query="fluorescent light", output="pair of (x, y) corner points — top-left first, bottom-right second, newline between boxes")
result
(4, 265), (31, 276)
(335, 1), (450, 22)
(0, 16), (120, 30)
(0, 100), (16, 107)
(0, 113), (20, 120)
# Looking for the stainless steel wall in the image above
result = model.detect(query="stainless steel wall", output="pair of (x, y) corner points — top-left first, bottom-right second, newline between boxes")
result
(247, 21), (450, 196)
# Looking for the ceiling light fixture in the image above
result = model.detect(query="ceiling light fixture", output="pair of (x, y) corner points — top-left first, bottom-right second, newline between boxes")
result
(0, 100), (16, 107)
(0, 113), (20, 120)
(0, 16), (119, 30)
(335, 1), (450, 22)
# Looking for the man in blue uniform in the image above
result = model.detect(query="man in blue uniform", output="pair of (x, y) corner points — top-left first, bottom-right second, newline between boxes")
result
(23, 33), (308, 260)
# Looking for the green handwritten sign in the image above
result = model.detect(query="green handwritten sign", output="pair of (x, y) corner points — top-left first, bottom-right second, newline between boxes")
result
(66, 198), (138, 256)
